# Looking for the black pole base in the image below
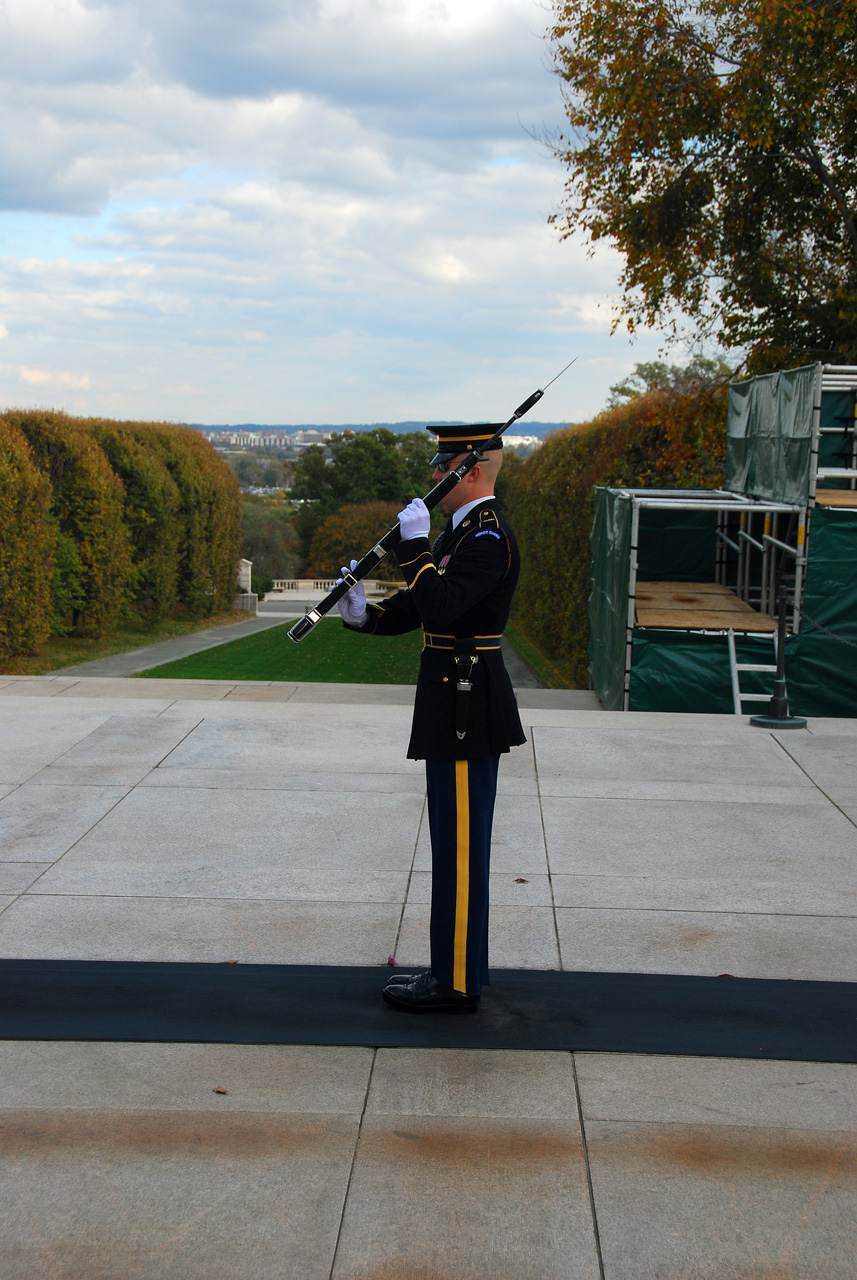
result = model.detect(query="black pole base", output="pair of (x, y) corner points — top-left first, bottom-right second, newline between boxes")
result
(750, 713), (808, 729)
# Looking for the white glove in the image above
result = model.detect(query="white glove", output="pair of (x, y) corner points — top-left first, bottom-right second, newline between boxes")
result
(336, 560), (367, 626)
(398, 497), (431, 541)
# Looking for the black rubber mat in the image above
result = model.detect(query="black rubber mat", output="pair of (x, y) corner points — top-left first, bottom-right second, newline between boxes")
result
(2, 960), (855, 1061)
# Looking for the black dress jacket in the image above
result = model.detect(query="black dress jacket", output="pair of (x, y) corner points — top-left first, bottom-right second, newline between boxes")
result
(348, 499), (527, 761)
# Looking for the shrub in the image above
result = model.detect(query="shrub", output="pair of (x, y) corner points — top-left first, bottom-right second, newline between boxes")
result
(306, 501), (445, 580)
(143, 425), (241, 616)
(6, 410), (134, 638)
(506, 385), (727, 685)
(0, 420), (56, 657)
(241, 496), (300, 579)
(91, 422), (182, 622)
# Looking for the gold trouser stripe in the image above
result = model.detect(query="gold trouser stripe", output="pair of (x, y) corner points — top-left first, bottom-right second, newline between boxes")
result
(453, 760), (470, 993)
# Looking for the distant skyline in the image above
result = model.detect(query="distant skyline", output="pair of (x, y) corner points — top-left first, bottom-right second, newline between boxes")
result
(0, 0), (678, 427)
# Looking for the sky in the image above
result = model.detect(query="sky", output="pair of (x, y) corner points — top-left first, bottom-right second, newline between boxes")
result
(0, 0), (674, 427)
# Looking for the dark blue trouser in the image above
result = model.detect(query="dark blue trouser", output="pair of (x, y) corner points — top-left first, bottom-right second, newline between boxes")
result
(425, 755), (500, 996)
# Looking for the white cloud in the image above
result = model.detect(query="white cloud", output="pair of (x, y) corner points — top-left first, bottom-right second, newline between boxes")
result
(0, 0), (669, 423)
(19, 366), (90, 389)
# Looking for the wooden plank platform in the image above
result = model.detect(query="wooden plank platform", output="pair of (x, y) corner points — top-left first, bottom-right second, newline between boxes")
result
(635, 582), (778, 632)
(815, 490), (857, 507)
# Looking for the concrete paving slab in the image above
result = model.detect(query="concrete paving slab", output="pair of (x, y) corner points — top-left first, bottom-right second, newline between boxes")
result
(0, 1109), (360, 1280)
(533, 725), (815, 787)
(586, 1119), (857, 1280)
(44, 785), (424, 873)
(575, 1052), (857, 1130)
(0, 783), (15, 802)
(28, 715), (202, 786)
(287, 681), (416, 704)
(537, 776), (832, 803)
(0, 862), (52, 893)
(407, 869), (554, 907)
(35, 862), (411, 903)
(541, 796), (857, 882)
(367, 1047), (577, 1118)
(0, 711), (112, 783)
(0, 895), (401, 964)
(223, 684), (300, 701)
(157, 697), (415, 726)
(0, 1042), (373, 1113)
(0, 693), (175, 718)
(153, 714), (416, 776)
(0, 676), (84, 696)
(0, 784), (129, 861)
(804, 717), (857, 736)
(844, 806), (857, 826)
(396, 902), (560, 970)
(775, 733), (857, 806)
(137, 765), (428, 793)
(57, 677), (234, 699)
(552, 873), (857, 916)
(332, 1114), (600, 1280)
(555, 906), (857, 980)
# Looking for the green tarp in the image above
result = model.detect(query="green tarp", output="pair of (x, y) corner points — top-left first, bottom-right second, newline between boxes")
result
(589, 487), (631, 711)
(726, 364), (816, 504)
(628, 507), (857, 717)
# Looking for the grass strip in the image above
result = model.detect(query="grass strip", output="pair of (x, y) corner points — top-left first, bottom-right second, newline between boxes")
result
(504, 620), (577, 689)
(135, 618), (424, 684)
(0, 609), (249, 677)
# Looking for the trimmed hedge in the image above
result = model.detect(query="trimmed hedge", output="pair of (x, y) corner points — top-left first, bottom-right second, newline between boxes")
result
(0, 410), (241, 657)
(6, 410), (134, 639)
(506, 385), (728, 686)
(0, 422), (56, 658)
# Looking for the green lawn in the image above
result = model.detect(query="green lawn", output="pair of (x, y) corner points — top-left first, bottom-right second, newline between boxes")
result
(136, 619), (424, 684)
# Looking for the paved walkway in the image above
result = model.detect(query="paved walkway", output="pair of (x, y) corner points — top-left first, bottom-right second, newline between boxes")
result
(0, 677), (854, 1277)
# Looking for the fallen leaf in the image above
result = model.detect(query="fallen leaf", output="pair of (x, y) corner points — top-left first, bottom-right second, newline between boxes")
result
(717, 973), (735, 978)
(514, 878), (529, 884)
(213, 1087), (228, 1095)
(388, 955), (397, 966)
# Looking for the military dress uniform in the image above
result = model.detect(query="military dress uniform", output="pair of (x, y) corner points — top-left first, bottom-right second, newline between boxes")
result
(345, 424), (526, 1011)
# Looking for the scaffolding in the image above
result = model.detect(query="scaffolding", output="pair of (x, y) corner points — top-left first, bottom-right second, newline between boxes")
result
(589, 364), (857, 716)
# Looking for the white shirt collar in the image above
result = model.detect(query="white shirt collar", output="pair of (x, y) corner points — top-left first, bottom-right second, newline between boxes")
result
(451, 495), (495, 530)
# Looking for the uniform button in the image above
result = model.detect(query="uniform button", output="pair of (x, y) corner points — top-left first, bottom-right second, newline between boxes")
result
(443, 677), (449, 683)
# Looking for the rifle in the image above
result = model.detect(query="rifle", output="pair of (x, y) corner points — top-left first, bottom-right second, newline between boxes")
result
(287, 360), (576, 643)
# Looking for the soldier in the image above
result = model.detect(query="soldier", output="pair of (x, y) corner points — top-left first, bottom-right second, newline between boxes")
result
(337, 423), (526, 1012)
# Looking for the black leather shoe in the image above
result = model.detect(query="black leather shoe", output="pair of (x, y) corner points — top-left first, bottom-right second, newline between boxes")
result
(382, 970), (479, 1014)
(384, 969), (428, 988)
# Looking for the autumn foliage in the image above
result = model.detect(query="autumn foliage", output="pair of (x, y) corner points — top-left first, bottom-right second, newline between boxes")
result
(0, 411), (241, 659)
(506, 384), (727, 685)
(548, 0), (857, 368)
(305, 500), (443, 581)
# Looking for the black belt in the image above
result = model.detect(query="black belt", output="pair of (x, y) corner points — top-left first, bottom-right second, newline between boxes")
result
(422, 632), (502, 651)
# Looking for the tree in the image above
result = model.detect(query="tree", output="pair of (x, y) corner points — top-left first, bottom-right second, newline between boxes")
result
(305, 501), (445, 581)
(289, 428), (436, 560)
(0, 421), (56, 657)
(8, 410), (134, 637)
(548, 0), (857, 369)
(241, 496), (300, 579)
(607, 355), (731, 406)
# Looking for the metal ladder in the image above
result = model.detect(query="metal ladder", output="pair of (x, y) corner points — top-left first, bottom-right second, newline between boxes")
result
(727, 630), (778, 715)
